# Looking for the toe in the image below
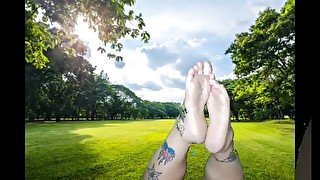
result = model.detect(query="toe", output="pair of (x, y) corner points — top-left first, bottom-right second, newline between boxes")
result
(209, 73), (216, 80)
(197, 62), (203, 74)
(193, 65), (199, 72)
(186, 68), (196, 82)
(203, 61), (212, 75)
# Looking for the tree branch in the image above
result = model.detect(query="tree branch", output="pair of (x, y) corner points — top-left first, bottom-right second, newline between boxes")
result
(25, 5), (43, 23)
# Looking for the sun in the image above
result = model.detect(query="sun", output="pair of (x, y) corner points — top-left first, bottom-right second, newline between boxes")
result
(74, 16), (94, 42)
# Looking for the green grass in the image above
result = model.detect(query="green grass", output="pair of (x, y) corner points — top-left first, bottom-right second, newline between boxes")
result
(26, 119), (294, 179)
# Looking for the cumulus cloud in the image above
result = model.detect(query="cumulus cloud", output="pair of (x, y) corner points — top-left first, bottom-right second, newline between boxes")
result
(160, 75), (185, 90)
(187, 38), (207, 47)
(126, 83), (142, 91)
(142, 81), (163, 91)
(141, 45), (178, 70)
(217, 72), (237, 80)
(139, 38), (214, 76)
(75, 0), (286, 103)
(135, 87), (185, 103)
(114, 60), (125, 68)
(126, 81), (163, 91)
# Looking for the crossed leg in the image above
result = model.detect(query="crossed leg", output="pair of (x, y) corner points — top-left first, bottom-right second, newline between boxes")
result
(203, 71), (244, 180)
(142, 62), (210, 180)
(142, 61), (244, 180)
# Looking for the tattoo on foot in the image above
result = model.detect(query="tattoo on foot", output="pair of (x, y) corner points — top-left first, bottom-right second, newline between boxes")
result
(148, 163), (162, 180)
(214, 149), (238, 163)
(157, 141), (176, 165)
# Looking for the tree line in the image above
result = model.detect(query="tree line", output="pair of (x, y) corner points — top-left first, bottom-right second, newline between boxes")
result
(25, 47), (182, 121)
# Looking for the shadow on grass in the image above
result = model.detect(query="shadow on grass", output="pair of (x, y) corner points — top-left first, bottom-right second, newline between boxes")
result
(25, 121), (163, 180)
(26, 123), (106, 179)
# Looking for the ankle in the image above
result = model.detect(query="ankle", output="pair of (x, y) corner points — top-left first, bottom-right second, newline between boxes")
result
(169, 127), (192, 147)
(213, 140), (235, 161)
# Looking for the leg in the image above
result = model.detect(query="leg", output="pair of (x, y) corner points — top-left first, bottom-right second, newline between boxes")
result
(143, 62), (211, 180)
(203, 141), (244, 180)
(203, 63), (244, 180)
(142, 127), (190, 180)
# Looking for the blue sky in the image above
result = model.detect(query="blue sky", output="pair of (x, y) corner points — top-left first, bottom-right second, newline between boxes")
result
(75, 0), (286, 103)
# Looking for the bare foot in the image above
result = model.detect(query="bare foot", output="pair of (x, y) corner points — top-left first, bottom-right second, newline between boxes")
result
(176, 62), (211, 144)
(204, 65), (234, 153)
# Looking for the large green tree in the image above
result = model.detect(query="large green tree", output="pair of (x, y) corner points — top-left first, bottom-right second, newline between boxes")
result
(220, 79), (242, 121)
(226, 0), (294, 119)
(25, 0), (150, 69)
(25, 45), (96, 121)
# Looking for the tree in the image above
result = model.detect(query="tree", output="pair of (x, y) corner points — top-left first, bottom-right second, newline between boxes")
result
(225, 0), (294, 119)
(144, 101), (167, 119)
(25, 0), (150, 69)
(220, 79), (241, 121)
(162, 102), (181, 118)
(26, 45), (187, 121)
(232, 77), (274, 121)
(25, 45), (97, 121)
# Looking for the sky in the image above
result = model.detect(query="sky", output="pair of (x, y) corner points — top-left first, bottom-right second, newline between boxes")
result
(74, 0), (286, 103)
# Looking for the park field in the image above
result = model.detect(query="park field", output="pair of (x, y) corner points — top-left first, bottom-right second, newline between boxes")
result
(25, 119), (294, 179)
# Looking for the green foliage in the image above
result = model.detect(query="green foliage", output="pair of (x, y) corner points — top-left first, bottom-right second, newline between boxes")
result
(25, 47), (181, 121)
(25, 0), (150, 69)
(26, 120), (294, 179)
(25, 46), (96, 120)
(252, 108), (272, 121)
(142, 101), (182, 119)
(25, 16), (60, 69)
(225, 0), (295, 120)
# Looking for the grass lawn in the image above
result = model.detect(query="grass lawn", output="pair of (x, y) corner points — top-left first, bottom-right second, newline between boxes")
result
(25, 119), (294, 179)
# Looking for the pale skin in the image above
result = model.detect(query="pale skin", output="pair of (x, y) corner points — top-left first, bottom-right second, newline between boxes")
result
(143, 61), (244, 180)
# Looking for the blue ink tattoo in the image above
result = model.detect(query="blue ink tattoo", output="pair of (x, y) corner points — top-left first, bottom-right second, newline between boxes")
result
(157, 141), (176, 165)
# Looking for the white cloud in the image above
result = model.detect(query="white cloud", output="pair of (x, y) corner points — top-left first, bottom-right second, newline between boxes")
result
(72, 0), (287, 102)
(187, 38), (207, 47)
(244, 0), (286, 16)
(212, 55), (223, 61)
(156, 64), (185, 80)
(217, 72), (237, 80)
(135, 87), (185, 103)
(143, 6), (248, 42)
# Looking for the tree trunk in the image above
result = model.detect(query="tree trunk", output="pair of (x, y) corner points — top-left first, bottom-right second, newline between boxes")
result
(45, 114), (51, 121)
(279, 109), (284, 119)
(28, 116), (34, 121)
(91, 106), (95, 121)
(234, 111), (239, 121)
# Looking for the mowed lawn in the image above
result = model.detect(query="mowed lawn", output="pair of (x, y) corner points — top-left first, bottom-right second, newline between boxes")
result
(25, 119), (294, 180)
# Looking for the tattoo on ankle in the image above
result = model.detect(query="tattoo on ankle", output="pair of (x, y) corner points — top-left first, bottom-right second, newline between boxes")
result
(157, 141), (176, 165)
(176, 107), (187, 136)
(176, 116), (185, 136)
(148, 163), (162, 180)
(214, 149), (238, 163)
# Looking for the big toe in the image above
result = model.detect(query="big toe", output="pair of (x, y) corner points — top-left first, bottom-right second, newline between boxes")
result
(196, 61), (204, 74)
(203, 61), (212, 75)
(186, 67), (196, 82)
